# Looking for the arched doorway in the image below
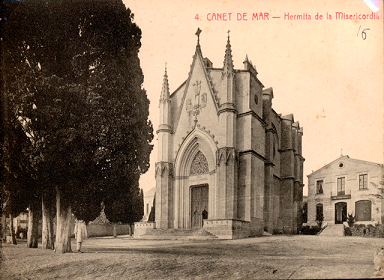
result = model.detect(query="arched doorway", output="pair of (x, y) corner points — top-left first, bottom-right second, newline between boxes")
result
(174, 129), (217, 230)
(335, 202), (347, 224)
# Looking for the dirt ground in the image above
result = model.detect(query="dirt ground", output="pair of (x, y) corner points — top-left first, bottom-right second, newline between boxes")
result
(1, 235), (383, 279)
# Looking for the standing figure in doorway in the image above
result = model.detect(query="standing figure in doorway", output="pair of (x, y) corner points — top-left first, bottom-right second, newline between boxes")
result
(74, 220), (87, 253)
(202, 209), (208, 227)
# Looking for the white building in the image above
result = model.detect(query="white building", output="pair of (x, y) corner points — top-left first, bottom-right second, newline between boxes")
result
(307, 155), (384, 226)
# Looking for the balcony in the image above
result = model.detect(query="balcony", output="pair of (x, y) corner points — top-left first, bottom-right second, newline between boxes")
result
(331, 190), (351, 200)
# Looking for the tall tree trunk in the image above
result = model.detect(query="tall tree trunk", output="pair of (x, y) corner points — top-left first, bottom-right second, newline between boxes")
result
(27, 204), (38, 248)
(54, 187), (72, 253)
(113, 223), (117, 238)
(1, 213), (6, 242)
(42, 196), (54, 250)
(9, 214), (17, 245)
(128, 224), (133, 236)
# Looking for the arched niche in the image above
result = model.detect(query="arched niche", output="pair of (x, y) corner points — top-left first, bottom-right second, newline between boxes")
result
(175, 129), (217, 177)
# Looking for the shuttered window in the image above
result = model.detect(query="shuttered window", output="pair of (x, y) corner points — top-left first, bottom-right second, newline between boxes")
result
(355, 200), (371, 221)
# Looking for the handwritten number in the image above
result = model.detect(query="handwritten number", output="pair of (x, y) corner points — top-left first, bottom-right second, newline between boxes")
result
(195, 14), (200, 21)
(357, 26), (370, 40)
(361, 28), (370, 40)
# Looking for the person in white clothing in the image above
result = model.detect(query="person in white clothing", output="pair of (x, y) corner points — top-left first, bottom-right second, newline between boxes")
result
(74, 219), (87, 253)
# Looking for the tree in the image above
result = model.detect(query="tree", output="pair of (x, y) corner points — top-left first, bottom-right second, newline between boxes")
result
(0, 100), (41, 247)
(2, 0), (152, 253)
(1, 128), (38, 246)
(301, 202), (308, 223)
(369, 177), (384, 224)
(64, 0), (152, 238)
(1, 1), (49, 248)
(0, 96), (38, 245)
(148, 196), (156, 222)
(104, 175), (144, 237)
(41, 188), (55, 249)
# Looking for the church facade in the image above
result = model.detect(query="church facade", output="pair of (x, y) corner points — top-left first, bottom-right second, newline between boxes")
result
(155, 30), (304, 239)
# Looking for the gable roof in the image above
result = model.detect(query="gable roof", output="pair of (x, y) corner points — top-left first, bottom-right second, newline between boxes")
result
(172, 44), (219, 132)
(307, 155), (383, 177)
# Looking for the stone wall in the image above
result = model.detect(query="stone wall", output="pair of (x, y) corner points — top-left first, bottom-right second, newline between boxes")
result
(203, 219), (252, 239)
(87, 224), (132, 237)
(134, 222), (156, 237)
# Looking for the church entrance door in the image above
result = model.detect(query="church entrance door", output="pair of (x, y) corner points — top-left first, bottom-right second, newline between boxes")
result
(191, 185), (208, 228)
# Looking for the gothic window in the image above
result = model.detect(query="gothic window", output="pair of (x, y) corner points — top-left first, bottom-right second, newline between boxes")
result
(272, 137), (276, 159)
(254, 94), (258, 105)
(271, 124), (278, 160)
(190, 151), (209, 175)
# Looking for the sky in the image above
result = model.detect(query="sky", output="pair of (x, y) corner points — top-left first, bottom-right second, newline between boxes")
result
(123, 0), (383, 195)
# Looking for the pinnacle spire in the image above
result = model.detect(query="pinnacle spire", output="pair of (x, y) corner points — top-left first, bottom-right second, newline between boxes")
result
(243, 54), (249, 63)
(223, 30), (234, 72)
(160, 63), (170, 101)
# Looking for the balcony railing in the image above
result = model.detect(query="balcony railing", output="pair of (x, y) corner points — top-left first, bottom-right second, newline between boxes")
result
(331, 190), (351, 200)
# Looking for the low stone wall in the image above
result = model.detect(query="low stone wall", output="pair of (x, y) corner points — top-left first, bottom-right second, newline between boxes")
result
(12, 222), (132, 238)
(134, 222), (156, 237)
(203, 219), (251, 239)
(87, 224), (132, 237)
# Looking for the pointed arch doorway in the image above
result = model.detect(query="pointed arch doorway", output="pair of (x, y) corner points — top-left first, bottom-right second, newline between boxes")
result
(174, 130), (217, 230)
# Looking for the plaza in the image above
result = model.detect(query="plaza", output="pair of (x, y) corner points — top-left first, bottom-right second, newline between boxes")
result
(1, 235), (382, 279)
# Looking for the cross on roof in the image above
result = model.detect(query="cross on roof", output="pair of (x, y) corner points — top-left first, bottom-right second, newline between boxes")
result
(195, 28), (202, 44)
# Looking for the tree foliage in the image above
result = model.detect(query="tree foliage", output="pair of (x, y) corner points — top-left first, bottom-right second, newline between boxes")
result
(1, 0), (153, 251)
(104, 178), (144, 225)
(1, 94), (37, 219)
(148, 196), (156, 222)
